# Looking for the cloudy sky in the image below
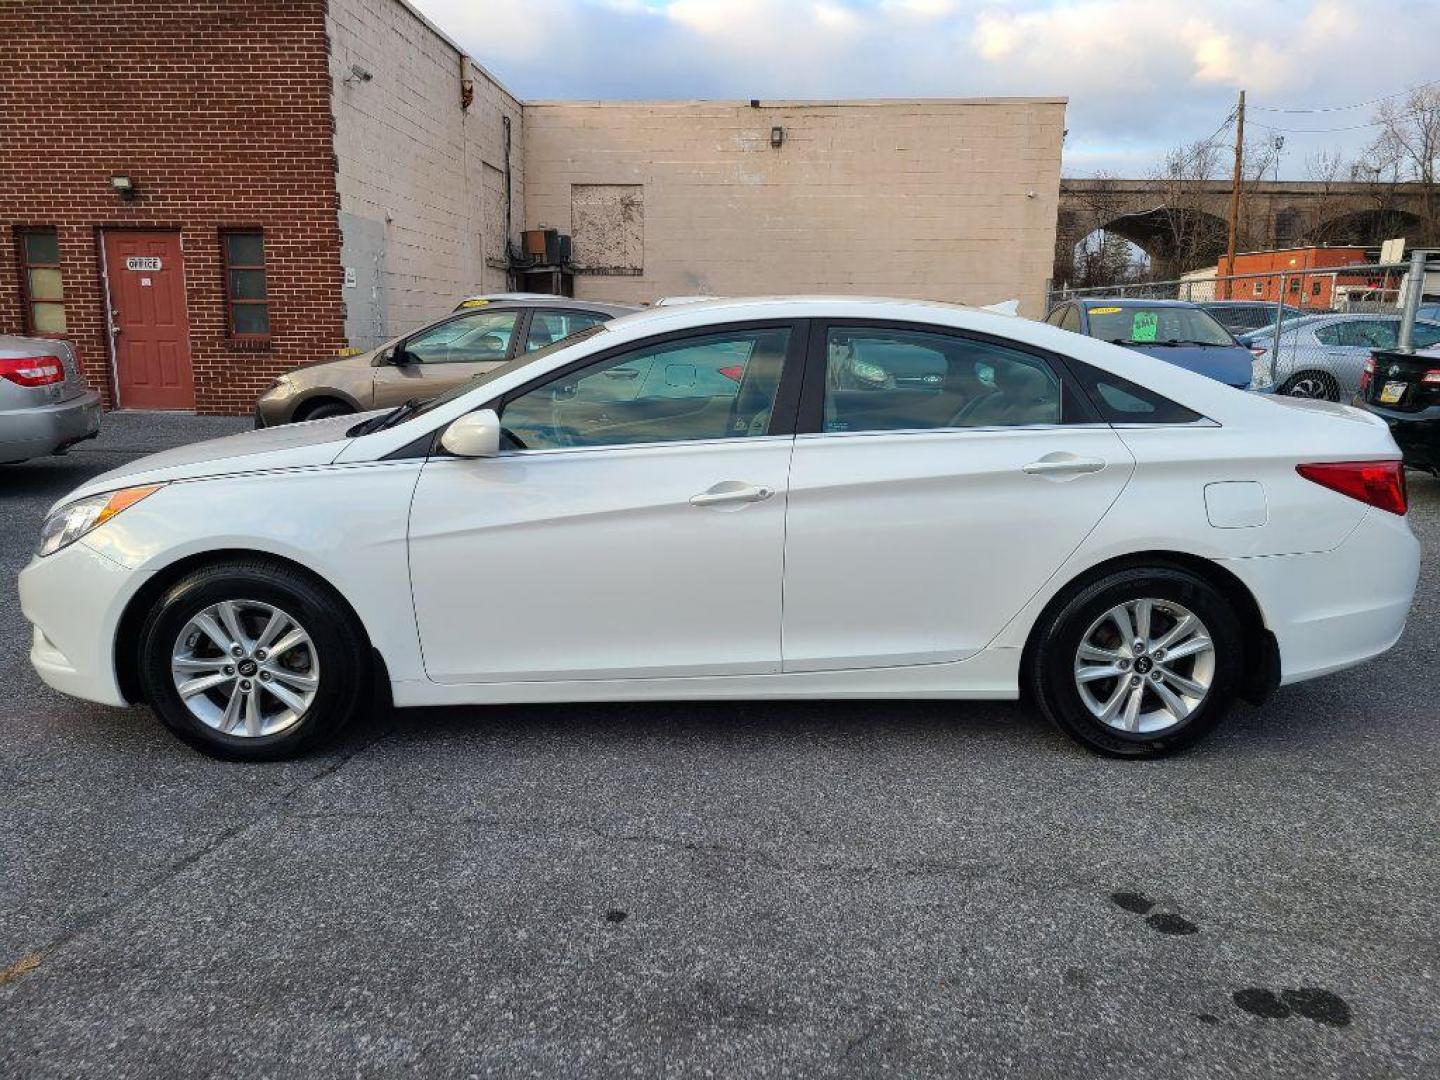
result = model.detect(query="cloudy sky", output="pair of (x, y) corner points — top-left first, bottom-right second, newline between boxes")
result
(409, 0), (1435, 179)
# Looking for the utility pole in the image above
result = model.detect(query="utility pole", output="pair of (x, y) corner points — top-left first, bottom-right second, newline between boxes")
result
(1223, 90), (1245, 300)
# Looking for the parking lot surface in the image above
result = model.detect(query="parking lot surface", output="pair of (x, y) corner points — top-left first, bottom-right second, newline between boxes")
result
(2, 412), (1438, 1078)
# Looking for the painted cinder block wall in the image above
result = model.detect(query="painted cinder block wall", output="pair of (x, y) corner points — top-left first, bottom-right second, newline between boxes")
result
(326, 0), (524, 349)
(0, 0), (344, 414)
(523, 99), (1067, 318)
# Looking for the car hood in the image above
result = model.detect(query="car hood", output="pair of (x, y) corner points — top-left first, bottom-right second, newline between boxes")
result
(56, 411), (382, 507)
(1121, 343), (1253, 387)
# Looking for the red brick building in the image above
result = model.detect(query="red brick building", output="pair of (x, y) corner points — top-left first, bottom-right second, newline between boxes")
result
(0, 0), (522, 414)
(0, 1), (348, 413)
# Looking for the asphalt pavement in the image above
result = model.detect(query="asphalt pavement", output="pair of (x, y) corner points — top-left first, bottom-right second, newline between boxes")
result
(1, 411), (1437, 1078)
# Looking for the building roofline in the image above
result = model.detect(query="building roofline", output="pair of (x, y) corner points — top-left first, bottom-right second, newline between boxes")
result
(524, 96), (1067, 108)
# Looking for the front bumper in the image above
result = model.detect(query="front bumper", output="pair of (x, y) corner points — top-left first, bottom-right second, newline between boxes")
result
(1356, 400), (1440, 470)
(0, 389), (101, 461)
(19, 540), (149, 707)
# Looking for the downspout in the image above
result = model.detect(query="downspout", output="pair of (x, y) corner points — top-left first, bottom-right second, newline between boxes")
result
(502, 113), (516, 288)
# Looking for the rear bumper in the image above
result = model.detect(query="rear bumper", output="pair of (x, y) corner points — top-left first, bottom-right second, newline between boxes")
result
(1356, 400), (1440, 470)
(1222, 508), (1420, 686)
(0, 389), (102, 461)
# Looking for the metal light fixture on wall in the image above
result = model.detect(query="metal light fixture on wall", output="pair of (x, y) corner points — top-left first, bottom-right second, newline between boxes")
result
(110, 174), (136, 201)
(770, 126), (784, 149)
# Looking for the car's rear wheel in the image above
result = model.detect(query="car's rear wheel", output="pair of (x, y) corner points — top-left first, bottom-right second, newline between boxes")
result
(138, 560), (369, 760)
(1279, 371), (1340, 401)
(1029, 566), (1243, 758)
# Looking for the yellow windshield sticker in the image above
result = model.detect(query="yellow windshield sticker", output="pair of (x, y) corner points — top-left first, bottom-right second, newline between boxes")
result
(458, 298), (491, 308)
(1089, 306), (1122, 314)
(1131, 311), (1158, 342)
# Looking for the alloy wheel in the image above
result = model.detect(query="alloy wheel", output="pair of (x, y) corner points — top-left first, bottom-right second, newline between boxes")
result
(1072, 598), (1216, 734)
(170, 600), (320, 737)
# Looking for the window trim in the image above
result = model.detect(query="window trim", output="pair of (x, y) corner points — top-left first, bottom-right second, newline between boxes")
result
(794, 318), (1099, 437)
(17, 227), (66, 338)
(476, 318), (811, 452)
(219, 228), (270, 340)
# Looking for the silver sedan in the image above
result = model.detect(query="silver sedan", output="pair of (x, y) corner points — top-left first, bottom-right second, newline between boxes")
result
(1242, 314), (1440, 400)
(1, 335), (101, 463)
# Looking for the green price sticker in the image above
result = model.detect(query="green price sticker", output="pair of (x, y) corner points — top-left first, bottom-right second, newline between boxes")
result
(1131, 311), (1158, 342)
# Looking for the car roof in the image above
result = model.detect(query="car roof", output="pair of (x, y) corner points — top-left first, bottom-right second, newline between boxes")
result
(453, 295), (640, 315)
(1073, 298), (1199, 308)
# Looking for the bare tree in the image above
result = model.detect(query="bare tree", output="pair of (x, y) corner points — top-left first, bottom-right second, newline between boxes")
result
(1146, 138), (1227, 277)
(1366, 86), (1440, 243)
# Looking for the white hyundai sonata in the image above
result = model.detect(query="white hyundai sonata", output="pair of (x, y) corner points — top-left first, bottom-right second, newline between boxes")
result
(20, 298), (1420, 760)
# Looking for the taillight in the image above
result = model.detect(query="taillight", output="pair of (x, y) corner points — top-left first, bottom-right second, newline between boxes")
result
(1423, 370), (1440, 385)
(1360, 355), (1375, 394)
(1249, 346), (1267, 358)
(1297, 460), (1407, 515)
(717, 365), (745, 382)
(0, 355), (65, 387)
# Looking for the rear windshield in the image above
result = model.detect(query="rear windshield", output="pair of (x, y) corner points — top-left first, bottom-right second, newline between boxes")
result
(1086, 305), (1234, 347)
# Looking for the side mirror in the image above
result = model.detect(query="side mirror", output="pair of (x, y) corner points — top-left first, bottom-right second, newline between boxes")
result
(440, 409), (502, 458)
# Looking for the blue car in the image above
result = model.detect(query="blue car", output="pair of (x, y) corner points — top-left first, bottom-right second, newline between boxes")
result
(1044, 298), (1266, 391)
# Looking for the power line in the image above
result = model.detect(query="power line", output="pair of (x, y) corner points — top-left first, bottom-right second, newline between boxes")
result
(1249, 77), (1440, 114)
(1246, 118), (1385, 135)
(1197, 108), (1236, 147)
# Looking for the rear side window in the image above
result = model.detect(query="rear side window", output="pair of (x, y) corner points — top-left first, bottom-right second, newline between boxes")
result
(1066, 359), (1204, 424)
(819, 326), (1069, 433)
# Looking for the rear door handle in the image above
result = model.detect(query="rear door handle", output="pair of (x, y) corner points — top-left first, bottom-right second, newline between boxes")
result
(690, 482), (775, 507)
(1022, 454), (1106, 477)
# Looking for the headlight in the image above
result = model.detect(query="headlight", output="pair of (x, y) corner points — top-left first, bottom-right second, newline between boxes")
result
(36, 485), (163, 557)
(1248, 349), (1275, 391)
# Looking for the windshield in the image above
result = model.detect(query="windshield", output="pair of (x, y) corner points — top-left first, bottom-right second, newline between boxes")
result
(386, 322), (610, 426)
(1085, 305), (1235, 346)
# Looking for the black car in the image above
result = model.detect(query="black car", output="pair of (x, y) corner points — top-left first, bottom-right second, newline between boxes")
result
(1358, 344), (1440, 472)
(1199, 300), (1310, 337)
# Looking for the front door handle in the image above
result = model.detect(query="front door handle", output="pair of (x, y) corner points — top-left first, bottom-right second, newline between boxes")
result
(689, 482), (775, 507)
(1022, 453), (1106, 477)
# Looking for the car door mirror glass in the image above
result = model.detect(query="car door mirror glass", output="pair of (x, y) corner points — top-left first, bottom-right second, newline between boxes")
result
(441, 409), (502, 458)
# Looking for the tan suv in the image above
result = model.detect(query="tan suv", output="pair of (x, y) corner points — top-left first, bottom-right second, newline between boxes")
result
(254, 298), (637, 426)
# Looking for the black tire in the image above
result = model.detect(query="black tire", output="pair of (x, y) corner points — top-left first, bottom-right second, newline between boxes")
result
(1027, 566), (1243, 759)
(296, 399), (353, 422)
(1279, 371), (1340, 401)
(137, 559), (370, 761)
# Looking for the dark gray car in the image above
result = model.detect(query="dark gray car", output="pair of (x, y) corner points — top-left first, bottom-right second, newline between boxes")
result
(0, 335), (101, 463)
(255, 298), (638, 426)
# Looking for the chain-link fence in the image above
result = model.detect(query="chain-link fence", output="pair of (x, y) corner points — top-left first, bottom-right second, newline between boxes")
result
(1044, 253), (1439, 400)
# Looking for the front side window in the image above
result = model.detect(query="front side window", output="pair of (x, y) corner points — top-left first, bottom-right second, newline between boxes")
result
(524, 310), (608, 352)
(222, 231), (269, 337)
(501, 327), (790, 450)
(821, 327), (1062, 433)
(402, 310), (519, 364)
(1060, 306), (1082, 333)
(20, 229), (65, 334)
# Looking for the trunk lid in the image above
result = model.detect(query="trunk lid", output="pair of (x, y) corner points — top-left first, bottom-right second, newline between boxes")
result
(1363, 347), (1440, 413)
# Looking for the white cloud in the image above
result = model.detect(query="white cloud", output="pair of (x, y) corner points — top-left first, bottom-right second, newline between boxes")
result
(408, 0), (1437, 176)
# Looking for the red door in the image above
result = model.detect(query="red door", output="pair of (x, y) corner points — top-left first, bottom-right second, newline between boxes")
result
(104, 230), (195, 409)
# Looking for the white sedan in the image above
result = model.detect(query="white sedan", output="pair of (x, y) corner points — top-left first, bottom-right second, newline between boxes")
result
(19, 298), (1420, 760)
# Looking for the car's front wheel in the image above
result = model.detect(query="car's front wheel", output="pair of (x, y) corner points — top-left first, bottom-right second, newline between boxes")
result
(1029, 566), (1243, 758)
(138, 559), (369, 760)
